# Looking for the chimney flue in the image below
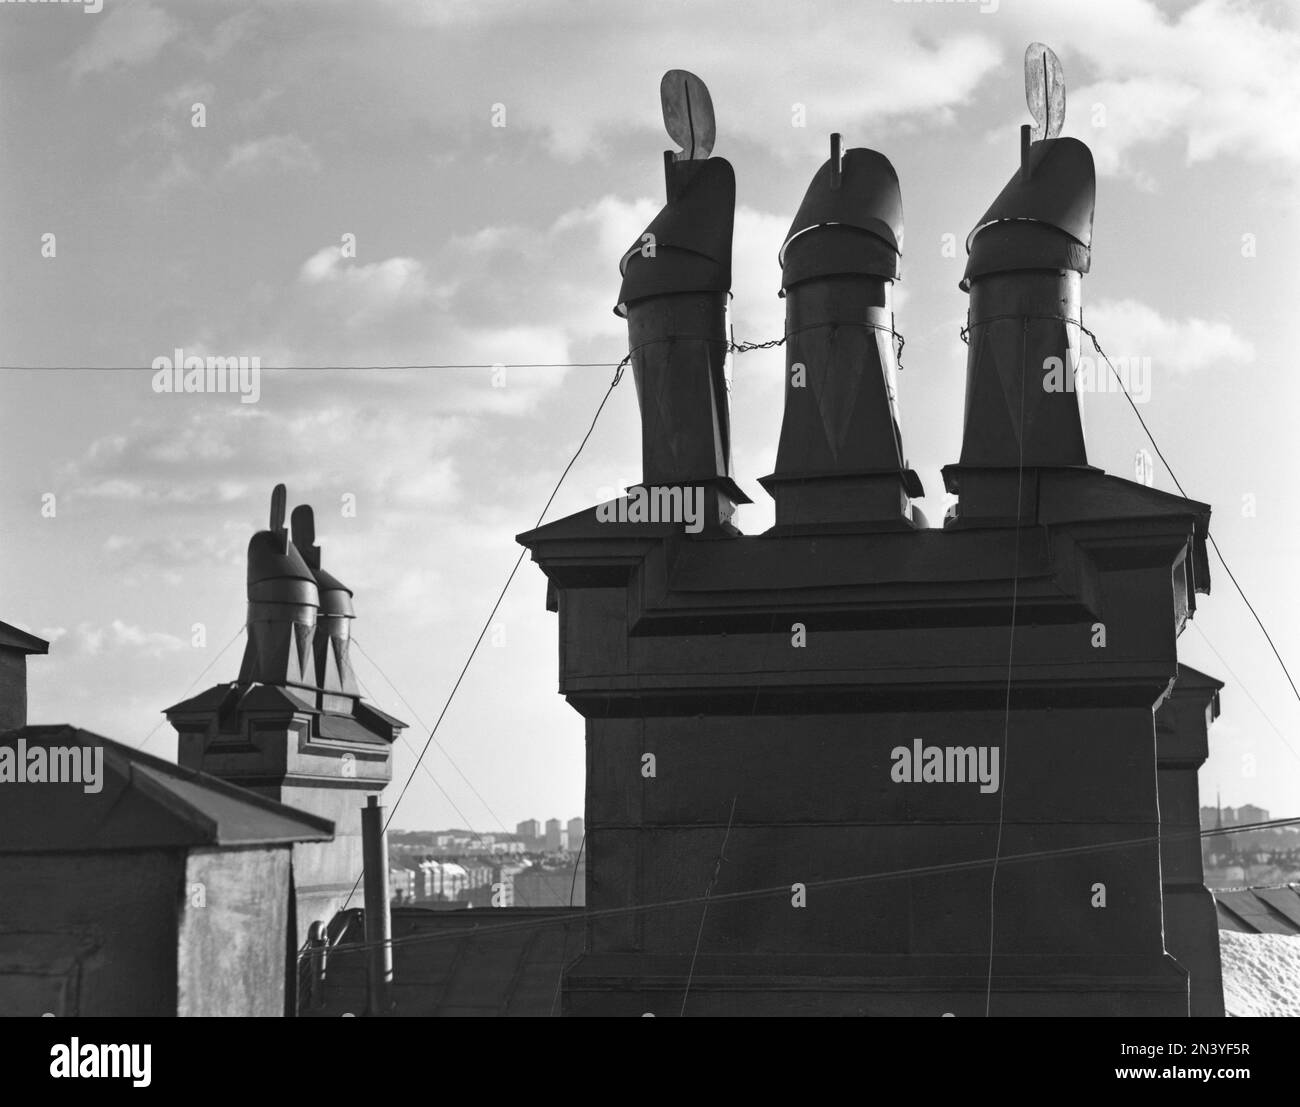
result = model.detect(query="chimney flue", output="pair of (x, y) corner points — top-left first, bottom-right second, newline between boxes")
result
(760, 144), (923, 532)
(614, 71), (750, 534)
(292, 504), (359, 699)
(238, 484), (319, 688)
(944, 45), (1095, 526)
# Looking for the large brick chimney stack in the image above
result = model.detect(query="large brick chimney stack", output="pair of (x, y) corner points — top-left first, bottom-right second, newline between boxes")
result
(519, 57), (1224, 1017)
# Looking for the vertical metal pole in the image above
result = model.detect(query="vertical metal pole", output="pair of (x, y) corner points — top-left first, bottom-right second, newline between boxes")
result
(361, 794), (392, 1015)
(307, 920), (328, 1008)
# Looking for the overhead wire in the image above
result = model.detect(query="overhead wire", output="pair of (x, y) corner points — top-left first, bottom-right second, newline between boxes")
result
(300, 814), (1300, 964)
(135, 624), (244, 751)
(48, 318), (1298, 993)
(1080, 324), (1300, 708)
(339, 352), (631, 912)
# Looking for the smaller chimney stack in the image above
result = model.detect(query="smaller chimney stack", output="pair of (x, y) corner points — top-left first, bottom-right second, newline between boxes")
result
(291, 504), (359, 702)
(169, 484), (406, 946)
(238, 484), (319, 687)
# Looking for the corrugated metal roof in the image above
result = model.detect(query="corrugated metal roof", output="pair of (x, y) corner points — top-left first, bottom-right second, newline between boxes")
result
(0, 725), (334, 851)
(1214, 885), (1300, 935)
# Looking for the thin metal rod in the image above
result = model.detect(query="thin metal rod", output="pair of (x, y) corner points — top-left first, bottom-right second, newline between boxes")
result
(361, 795), (393, 1015)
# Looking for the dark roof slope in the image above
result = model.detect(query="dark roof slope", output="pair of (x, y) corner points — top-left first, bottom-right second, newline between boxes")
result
(0, 725), (334, 852)
(0, 621), (49, 655)
(1214, 885), (1300, 934)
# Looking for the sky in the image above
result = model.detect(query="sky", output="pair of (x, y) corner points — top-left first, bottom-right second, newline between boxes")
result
(1, 0), (1298, 831)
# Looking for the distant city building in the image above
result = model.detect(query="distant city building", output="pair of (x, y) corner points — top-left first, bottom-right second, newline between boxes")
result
(459, 858), (495, 893)
(490, 861), (528, 907)
(545, 818), (563, 851)
(489, 839), (526, 856)
(514, 856), (586, 908)
(566, 817), (584, 852)
(421, 831), (525, 857)
(406, 822), (572, 859)
(390, 861), (417, 904)
(418, 859), (469, 901)
(1200, 803), (1272, 830)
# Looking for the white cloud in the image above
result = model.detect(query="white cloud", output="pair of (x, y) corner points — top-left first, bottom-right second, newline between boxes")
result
(1002, 0), (1300, 177)
(145, 153), (200, 198)
(68, 2), (179, 81)
(223, 134), (320, 177)
(369, 0), (517, 29)
(1085, 298), (1255, 375)
(78, 478), (148, 501)
(504, 22), (1001, 159)
(75, 478), (249, 505)
(70, 620), (187, 660)
(297, 249), (443, 330)
(101, 533), (243, 569)
(143, 417), (240, 464)
(74, 623), (106, 656)
(265, 196), (655, 397)
(197, 10), (261, 62)
(105, 619), (188, 657)
(729, 205), (794, 347)
(161, 81), (216, 111)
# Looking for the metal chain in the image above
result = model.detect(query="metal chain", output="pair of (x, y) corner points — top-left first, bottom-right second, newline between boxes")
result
(728, 321), (907, 372)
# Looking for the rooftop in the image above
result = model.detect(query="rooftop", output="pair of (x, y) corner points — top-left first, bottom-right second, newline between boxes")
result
(0, 725), (334, 852)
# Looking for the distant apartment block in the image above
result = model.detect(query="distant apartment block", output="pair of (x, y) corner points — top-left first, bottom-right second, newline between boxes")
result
(566, 817), (584, 851)
(545, 818), (563, 851)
